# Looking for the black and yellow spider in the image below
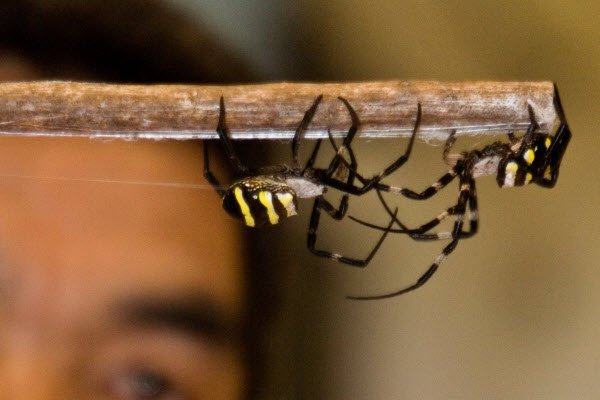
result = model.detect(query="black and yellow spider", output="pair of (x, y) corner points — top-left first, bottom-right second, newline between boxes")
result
(345, 92), (571, 299)
(203, 95), (420, 267)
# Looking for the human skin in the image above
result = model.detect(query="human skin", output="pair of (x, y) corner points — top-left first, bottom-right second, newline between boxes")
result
(0, 137), (246, 399)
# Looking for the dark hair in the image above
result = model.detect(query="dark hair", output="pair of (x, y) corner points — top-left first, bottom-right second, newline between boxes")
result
(0, 0), (254, 83)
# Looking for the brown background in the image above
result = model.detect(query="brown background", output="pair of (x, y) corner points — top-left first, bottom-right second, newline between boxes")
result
(201, 1), (596, 399)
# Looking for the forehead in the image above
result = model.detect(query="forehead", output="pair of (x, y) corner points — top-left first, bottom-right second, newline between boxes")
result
(0, 137), (245, 322)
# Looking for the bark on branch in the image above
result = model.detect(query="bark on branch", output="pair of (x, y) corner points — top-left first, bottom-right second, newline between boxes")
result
(0, 81), (561, 141)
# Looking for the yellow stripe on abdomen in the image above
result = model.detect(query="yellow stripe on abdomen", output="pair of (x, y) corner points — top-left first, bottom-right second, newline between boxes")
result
(258, 191), (279, 225)
(276, 192), (297, 217)
(234, 186), (255, 227)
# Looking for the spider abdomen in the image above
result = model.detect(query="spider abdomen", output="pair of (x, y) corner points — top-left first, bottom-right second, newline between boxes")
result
(222, 176), (298, 227)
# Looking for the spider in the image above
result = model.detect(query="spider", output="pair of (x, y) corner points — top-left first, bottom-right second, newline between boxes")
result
(203, 95), (421, 267)
(343, 94), (572, 299)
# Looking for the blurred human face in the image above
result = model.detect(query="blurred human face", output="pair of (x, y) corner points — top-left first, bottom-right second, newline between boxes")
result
(0, 137), (246, 399)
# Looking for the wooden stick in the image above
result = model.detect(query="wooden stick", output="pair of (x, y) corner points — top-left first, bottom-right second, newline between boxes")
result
(0, 81), (562, 141)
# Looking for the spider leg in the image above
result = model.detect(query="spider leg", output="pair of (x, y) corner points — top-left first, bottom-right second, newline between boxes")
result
(322, 102), (421, 195)
(347, 174), (470, 299)
(407, 176), (478, 239)
(385, 130), (461, 200)
(368, 102), (420, 184)
(215, 97), (250, 175)
(303, 138), (323, 172)
(350, 176), (478, 240)
(325, 118), (462, 201)
(441, 130), (469, 168)
(348, 180), (479, 240)
(507, 104), (539, 148)
(317, 151), (461, 200)
(307, 197), (397, 267)
(323, 97), (361, 178)
(315, 96), (363, 194)
(292, 95), (324, 168)
(442, 130), (458, 160)
(515, 104), (539, 155)
(324, 128), (360, 181)
(536, 92), (572, 188)
(318, 194), (349, 220)
(309, 110), (368, 196)
(305, 98), (397, 267)
(378, 165), (461, 200)
(464, 176), (479, 236)
(203, 140), (227, 197)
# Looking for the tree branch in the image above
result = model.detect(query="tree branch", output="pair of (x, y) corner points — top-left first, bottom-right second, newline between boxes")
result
(0, 81), (562, 141)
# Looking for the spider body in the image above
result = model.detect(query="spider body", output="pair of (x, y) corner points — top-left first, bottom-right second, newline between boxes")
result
(222, 176), (300, 227)
(204, 95), (420, 267)
(497, 129), (568, 188)
(221, 168), (335, 227)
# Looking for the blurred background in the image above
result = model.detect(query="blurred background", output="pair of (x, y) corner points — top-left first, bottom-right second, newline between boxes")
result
(1, 1), (598, 399)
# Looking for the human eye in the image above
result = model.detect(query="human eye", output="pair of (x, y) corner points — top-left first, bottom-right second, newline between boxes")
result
(102, 367), (189, 400)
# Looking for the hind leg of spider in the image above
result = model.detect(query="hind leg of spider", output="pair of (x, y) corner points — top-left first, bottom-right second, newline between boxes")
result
(213, 97), (253, 176)
(307, 196), (397, 267)
(347, 178), (469, 299)
(203, 140), (227, 197)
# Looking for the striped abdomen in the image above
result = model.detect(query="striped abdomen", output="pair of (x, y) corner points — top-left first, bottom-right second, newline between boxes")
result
(222, 177), (298, 227)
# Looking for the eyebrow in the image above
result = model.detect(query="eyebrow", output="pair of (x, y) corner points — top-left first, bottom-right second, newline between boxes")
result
(114, 295), (242, 345)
